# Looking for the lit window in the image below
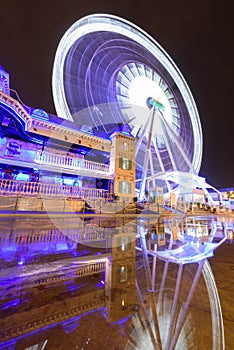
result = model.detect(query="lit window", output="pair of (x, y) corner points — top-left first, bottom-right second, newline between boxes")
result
(121, 292), (127, 307)
(119, 266), (127, 282)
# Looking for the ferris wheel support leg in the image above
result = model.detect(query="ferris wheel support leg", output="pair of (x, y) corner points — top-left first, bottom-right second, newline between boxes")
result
(135, 279), (158, 350)
(168, 260), (205, 350)
(159, 111), (194, 172)
(138, 225), (152, 290)
(152, 138), (172, 193)
(168, 221), (175, 250)
(135, 113), (152, 156)
(139, 108), (155, 201)
(149, 291), (163, 350)
(208, 222), (217, 242)
(199, 185), (214, 204)
(151, 243), (158, 292)
(149, 153), (156, 189)
(160, 123), (178, 171)
(157, 260), (169, 314)
(138, 226), (163, 348)
(165, 263), (183, 350)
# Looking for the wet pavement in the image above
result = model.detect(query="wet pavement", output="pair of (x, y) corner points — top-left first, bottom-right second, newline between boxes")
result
(0, 215), (233, 349)
(209, 241), (234, 350)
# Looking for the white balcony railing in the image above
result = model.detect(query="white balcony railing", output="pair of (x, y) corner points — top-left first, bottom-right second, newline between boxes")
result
(34, 151), (110, 174)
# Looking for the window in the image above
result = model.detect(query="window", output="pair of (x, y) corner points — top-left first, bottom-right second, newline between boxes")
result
(119, 266), (127, 282)
(122, 142), (129, 151)
(117, 236), (131, 251)
(5, 142), (21, 158)
(119, 157), (132, 170)
(118, 181), (132, 194)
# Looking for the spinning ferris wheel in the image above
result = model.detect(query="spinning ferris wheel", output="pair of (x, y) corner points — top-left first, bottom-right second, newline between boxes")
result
(52, 14), (203, 199)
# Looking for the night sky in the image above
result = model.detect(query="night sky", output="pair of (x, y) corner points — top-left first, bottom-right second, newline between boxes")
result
(1, 1), (233, 188)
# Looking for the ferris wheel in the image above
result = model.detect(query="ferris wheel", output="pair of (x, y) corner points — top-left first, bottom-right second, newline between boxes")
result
(52, 14), (203, 199)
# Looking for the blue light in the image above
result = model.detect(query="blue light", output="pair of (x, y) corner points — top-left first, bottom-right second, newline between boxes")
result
(1, 298), (26, 310)
(0, 340), (16, 350)
(62, 317), (80, 334)
(111, 315), (133, 326)
(96, 280), (105, 288)
(18, 258), (25, 266)
(16, 172), (29, 181)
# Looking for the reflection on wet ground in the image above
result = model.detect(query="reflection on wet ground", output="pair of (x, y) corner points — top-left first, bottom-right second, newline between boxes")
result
(0, 216), (233, 349)
(209, 242), (234, 350)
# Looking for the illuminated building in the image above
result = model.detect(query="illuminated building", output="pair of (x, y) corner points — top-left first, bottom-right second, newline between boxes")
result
(0, 66), (137, 202)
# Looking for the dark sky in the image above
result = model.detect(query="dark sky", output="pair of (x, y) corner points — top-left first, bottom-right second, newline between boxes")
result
(1, 0), (233, 188)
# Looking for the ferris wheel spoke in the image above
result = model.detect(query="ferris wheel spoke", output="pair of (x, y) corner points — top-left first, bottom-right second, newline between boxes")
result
(129, 63), (139, 78)
(122, 66), (134, 82)
(116, 79), (130, 90)
(136, 65), (146, 77)
(117, 92), (129, 99)
(127, 64), (136, 79)
(117, 71), (131, 88)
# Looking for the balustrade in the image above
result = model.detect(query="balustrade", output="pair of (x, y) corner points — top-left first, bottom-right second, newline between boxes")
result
(34, 151), (110, 174)
(0, 289), (105, 342)
(0, 178), (108, 200)
(0, 226), (114, 245)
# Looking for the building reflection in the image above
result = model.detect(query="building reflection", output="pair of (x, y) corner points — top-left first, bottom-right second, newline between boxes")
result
(0, 209), (231, 350)
(0, 217), (138, 350)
